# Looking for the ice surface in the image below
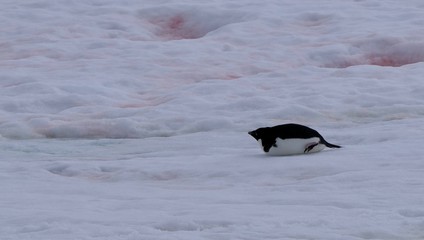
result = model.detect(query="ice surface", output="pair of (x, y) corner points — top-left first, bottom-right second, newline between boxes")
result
(1, 0), (424, 239)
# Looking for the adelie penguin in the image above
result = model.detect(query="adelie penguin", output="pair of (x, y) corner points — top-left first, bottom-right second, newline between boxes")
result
(248, 123), (341, 156)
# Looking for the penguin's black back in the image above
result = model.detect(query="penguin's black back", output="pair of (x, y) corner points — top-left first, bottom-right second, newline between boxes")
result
(271, 123), (323, 139)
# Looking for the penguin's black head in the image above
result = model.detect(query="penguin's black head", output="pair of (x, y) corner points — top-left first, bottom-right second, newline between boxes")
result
(248, 127), (269, 141)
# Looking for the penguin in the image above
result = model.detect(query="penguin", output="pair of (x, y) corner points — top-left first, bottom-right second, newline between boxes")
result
(248, 123), (341, 156)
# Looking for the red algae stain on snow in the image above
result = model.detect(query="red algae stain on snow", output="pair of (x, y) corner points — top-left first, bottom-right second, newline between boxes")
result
(320, 38), (424, 68)
(138, 6), (249, 41)
(139, 7), (251, 41)
(367, 54), (422, 67)
(172, 16), (199, 39)
(161, 15), (196, 40)
(168, 15), (184, 31)
(324, 52), (424, 68)
(148, 14), (200, 40)
(368, 56), (402, 67)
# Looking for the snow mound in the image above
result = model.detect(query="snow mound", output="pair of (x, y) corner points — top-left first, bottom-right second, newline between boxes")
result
(316, 37), (424, 68)
(361, 39), (424, 67)
(155, 219), (234, 232)
(138, 6), (249, 40)
(296, 12), (337, 27)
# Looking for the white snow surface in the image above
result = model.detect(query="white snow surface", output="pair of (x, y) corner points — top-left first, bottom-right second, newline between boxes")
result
(1, 0), (424, 239)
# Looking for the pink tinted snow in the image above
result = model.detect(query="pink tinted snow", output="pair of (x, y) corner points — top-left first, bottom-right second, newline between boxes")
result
(151, 14), (199, 40)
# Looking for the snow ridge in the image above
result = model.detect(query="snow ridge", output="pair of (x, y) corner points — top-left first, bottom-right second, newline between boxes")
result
(1, 1), (424, 239)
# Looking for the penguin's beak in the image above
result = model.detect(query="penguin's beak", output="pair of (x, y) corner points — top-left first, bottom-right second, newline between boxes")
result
(248, 131), (258, 140)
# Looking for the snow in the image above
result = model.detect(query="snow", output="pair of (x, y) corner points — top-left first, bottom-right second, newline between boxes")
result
(1, 0), (424, 239)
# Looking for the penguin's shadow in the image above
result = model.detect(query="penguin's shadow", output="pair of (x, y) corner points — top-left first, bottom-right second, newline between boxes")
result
(252, 148), (338, 158)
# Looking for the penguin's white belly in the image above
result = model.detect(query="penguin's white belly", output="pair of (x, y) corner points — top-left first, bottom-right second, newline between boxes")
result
(264, 137), (325, 156)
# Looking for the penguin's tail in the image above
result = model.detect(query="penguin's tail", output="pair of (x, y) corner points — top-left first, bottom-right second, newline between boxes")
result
(321, 138), (341, 149)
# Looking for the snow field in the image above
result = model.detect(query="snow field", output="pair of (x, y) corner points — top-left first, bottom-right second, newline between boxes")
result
(1, 0), (424, 239)
(1, 127), (424, 239)
(1, 0), (424, 139)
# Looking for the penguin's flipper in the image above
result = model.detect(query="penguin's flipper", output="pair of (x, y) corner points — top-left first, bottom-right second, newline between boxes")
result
(304, 142), (319, 153)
